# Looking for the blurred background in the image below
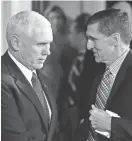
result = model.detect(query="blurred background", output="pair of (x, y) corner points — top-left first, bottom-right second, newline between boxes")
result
(1, 0), (132, 55)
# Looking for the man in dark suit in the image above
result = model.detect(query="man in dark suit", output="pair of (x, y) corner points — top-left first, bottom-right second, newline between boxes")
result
(75, 9), (132, 141)
(1, 11), (57, 141)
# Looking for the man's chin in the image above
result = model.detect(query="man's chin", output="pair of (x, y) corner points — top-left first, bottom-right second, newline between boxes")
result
(35, 64), (44, 70)
(95, 57), (101, 63)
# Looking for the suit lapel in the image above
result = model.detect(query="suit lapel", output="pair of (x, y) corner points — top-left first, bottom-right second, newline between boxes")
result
(37, 71), (57, 141)
(16, 80), (49, 131)
(105, 50), (132, 109)
(89, 73), (104, 107)
(3, 52), (49, 132)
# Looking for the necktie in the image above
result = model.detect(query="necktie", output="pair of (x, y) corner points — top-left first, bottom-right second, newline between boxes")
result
(31, 72), (50, 126)
(95, 68), (111, 109)
(88, 68), (111, 141)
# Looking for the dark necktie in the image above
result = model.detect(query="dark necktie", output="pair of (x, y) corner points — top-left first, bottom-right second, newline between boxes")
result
(88, 68), (111, 141)
(31, 72), (50, 126)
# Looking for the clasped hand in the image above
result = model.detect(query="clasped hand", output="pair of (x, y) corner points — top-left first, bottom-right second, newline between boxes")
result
(89, 105), (111, 132)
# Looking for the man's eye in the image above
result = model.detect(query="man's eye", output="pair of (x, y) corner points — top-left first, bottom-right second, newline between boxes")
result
(88, 36), (97, 41)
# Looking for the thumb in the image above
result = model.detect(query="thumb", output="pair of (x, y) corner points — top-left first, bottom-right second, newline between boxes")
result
(92, 104), (96, 110)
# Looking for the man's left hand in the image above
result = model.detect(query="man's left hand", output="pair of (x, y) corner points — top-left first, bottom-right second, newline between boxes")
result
(89, 105), (112, 132)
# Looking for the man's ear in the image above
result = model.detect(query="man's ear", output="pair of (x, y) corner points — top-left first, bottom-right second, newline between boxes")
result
(11, 35), (20, 51)
(110, 33), (120, 47)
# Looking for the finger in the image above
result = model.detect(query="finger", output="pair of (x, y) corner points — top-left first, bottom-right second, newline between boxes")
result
(91, 104), (96, 110)
(89, 115), (93, 121)
(89, 109), (94, 115)
(90, 110), (98, 117)
(89, 115), (97, 122)
(89, 115), (96, 121)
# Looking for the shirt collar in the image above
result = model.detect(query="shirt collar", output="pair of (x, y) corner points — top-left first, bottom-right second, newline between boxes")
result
(8, 51), (34, 85)
(108, 48), (130, 77)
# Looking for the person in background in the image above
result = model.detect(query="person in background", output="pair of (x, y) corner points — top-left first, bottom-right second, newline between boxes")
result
(76, 8), (132, 141)
(1, 11), (57, 141)
(43, 6), (75, 100)
(111, 1), (132, 23)
(60, 13), (90, 141)
(111, 1), (132, 49)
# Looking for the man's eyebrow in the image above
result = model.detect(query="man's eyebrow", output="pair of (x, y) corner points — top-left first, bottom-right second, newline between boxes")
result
(88, 36), (97, 40)
(36, 42), (49, 46)
(37, 40), (52, 44)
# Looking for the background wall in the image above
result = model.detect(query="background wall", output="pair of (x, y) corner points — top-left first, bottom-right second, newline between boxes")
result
(1, 1), (31, 55)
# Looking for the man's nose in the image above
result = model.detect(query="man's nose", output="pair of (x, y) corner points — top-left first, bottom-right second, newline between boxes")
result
(46, 49), (51, 56)
(87, 40), (94, 50)
(42, 45), (51, 56)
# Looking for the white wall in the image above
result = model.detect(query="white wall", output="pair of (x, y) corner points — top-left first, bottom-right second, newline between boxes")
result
(49, 1), (82, 19)
(82, 1), (106, 15)
(1, 1), (11, 56)
(1, 1), (32, 55)
(49, 1), (106, 19)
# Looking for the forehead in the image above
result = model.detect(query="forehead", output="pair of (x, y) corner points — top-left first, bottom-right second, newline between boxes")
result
(86, 23), (99, 35)
(86, 23), (106, 38)
(32, 25), (53, 42)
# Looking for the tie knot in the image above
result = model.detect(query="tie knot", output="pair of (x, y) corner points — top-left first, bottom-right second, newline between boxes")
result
(31, 72), (38, 86)
(104, 68), (111, 77)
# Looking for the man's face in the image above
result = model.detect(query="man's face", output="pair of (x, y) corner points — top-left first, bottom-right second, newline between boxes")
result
(86, 23), (114, 64)
(19, 23), (53, 70)
(69, 23), (78, 47)
(48, 12), (64, 33)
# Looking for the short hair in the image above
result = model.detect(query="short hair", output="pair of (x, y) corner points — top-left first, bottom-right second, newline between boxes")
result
(44, 5), (67, 24)
(74, 13), (91, 33)
(87, 8), (132, 45)
(6, 11), (50, 46)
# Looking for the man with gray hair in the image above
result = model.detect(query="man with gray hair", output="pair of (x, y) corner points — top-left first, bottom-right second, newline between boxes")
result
(1, 11), (57, 141)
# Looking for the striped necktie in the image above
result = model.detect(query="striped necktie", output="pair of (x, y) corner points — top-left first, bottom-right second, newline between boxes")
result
(88, 68), (111, 141)
(31, 72), (50, 127)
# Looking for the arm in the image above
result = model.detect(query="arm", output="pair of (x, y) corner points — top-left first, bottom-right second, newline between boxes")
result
(1, 82), (37, 141)
(89, 105), (132, 140)
(111, 117), (132, 141)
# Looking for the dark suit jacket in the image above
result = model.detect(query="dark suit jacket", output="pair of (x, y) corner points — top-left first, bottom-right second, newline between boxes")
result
(75, 50), (132, 141)
(1, 52), (58, 141)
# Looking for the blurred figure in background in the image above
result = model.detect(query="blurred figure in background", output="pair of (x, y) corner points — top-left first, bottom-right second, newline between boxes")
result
(112, 1), (132, 23)
(42, 6), (74, 100)
(111, 1), (132, 49)
(45, 5), (68, 35)
(58, 13), (90, 141)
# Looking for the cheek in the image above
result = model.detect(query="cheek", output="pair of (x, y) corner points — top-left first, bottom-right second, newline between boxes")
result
(27, 47), (39, 63)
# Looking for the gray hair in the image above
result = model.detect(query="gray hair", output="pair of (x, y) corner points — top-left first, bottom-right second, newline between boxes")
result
(6, 11), (51, 46)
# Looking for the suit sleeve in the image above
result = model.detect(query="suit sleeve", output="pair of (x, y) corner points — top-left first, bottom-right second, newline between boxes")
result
(1, 82), (38, 141)
(111, 117), (132, 141)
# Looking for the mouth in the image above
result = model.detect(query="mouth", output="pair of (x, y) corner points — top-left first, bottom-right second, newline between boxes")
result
(38, 59), (46, 63)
